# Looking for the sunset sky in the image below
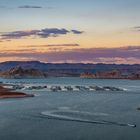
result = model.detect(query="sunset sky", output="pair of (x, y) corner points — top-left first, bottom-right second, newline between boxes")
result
(0, 0), (140, 64)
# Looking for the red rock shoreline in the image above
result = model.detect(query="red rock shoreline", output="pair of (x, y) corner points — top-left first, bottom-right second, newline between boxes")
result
(0, 84), (34, 99)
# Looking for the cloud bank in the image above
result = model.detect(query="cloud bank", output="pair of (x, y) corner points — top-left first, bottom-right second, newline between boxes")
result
(18, 5), (42, 8)
(46, 44), (79, 47)
(0, 28), (83, 40)
(0, 46), (140, 64)
(71, 30), (84, 34)
(133, 26), (140, 31)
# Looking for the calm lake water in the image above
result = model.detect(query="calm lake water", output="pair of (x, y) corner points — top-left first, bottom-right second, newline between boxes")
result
(0, 77), (140, 140)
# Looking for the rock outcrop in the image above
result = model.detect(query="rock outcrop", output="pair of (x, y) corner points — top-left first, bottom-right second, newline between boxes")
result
(80, 70), (140, 80)
(0, 84), (34, 99)
(0, 66), (47, 78)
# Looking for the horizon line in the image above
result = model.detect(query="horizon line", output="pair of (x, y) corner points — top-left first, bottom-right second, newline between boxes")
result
(0, 60), (140, 65)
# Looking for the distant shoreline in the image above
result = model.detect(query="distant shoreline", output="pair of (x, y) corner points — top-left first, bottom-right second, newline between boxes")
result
(0, 61), (140, 79)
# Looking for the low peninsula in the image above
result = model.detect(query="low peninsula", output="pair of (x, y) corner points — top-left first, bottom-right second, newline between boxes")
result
(0, 84), (34, 99)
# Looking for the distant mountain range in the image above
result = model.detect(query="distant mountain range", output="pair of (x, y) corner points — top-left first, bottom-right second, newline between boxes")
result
(0, 61), (140, 70)
(0, 61), (140, 77)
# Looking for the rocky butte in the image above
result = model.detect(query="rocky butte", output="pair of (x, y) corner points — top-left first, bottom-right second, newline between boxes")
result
(80, 70), (140, 80)
(0, 66), (47, 78)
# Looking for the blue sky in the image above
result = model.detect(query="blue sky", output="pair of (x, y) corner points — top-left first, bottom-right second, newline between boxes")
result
(0, 0), (140, 31)
(0, 0), (140, 63)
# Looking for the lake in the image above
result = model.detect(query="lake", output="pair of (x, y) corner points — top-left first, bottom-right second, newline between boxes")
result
(0, 77), (140, 140)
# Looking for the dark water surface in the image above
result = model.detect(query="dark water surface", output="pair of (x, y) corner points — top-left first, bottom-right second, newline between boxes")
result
(0, 78), (140, 140)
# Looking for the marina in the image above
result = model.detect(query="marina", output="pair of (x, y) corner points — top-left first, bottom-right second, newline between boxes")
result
(3, 83), (124, 92)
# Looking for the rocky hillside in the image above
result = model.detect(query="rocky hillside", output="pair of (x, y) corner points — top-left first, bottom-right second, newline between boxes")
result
(0, 61), (140, 77)
(0, 66), (47, 78)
